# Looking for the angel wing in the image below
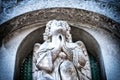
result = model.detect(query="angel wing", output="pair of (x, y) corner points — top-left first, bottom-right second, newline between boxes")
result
(76, 41), (91, 80)
(33, 43), (41, 62)
(33, 43), (51, 64)
(76, 41), (88, 56)
(33, 42), (54, 72)
(34, 43), (41, 52)
(32, 43), (41, 72)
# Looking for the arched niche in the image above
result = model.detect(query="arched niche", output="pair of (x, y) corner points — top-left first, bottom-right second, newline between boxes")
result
(14, 26), (106, 80)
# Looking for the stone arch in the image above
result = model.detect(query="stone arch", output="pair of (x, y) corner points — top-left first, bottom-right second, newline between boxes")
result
(1, 8), (119, 80)
(14, 26), (106, 80)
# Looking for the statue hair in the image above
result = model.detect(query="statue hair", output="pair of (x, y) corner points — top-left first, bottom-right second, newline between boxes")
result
(43, 20), (72, 42)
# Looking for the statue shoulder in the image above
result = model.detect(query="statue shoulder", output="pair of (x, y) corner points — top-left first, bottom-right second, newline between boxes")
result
(66, 41), (84, 48)
(66, 42), (79, 49)
(33, 42), (47, 53)
(34, 42), (54, 53)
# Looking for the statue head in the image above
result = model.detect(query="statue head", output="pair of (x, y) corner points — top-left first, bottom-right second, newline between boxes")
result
(43, 20), (72, 42)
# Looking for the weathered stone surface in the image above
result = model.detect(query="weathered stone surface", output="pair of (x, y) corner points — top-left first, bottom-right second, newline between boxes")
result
(0, 0), (120, 24)
(0, 8), (120, 43)
(0, 8), (120, 80)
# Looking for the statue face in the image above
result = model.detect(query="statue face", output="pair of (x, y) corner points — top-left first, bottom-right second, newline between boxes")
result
(49, 21), (67, 36)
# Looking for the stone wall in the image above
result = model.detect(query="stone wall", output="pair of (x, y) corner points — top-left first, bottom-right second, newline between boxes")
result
(0, 0), (120, 24)
(0, 8), (120, 80)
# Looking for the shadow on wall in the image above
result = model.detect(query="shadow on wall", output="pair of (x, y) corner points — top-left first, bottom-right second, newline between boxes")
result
(14, 26), (106, 80)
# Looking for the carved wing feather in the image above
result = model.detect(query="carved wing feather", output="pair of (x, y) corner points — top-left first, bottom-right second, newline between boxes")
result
(76, 41), (91, 79)
(33, 43), (41, 53)
(32, 43), (41, 72)
(33, 43), (41, 62)
(76, 41), (87, 56)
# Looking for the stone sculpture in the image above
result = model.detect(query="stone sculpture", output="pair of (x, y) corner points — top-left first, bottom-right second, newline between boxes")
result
(32, 20), (91, 80)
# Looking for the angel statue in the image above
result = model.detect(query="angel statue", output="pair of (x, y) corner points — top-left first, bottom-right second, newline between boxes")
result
(32, 20), (91, 80)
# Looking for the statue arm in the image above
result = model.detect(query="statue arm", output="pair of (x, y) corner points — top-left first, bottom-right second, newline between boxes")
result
(62, 44), (73, 61)
(50, 42), (62, 61)
(33, 43), (54, 72)
(51, 47), (61, 61)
